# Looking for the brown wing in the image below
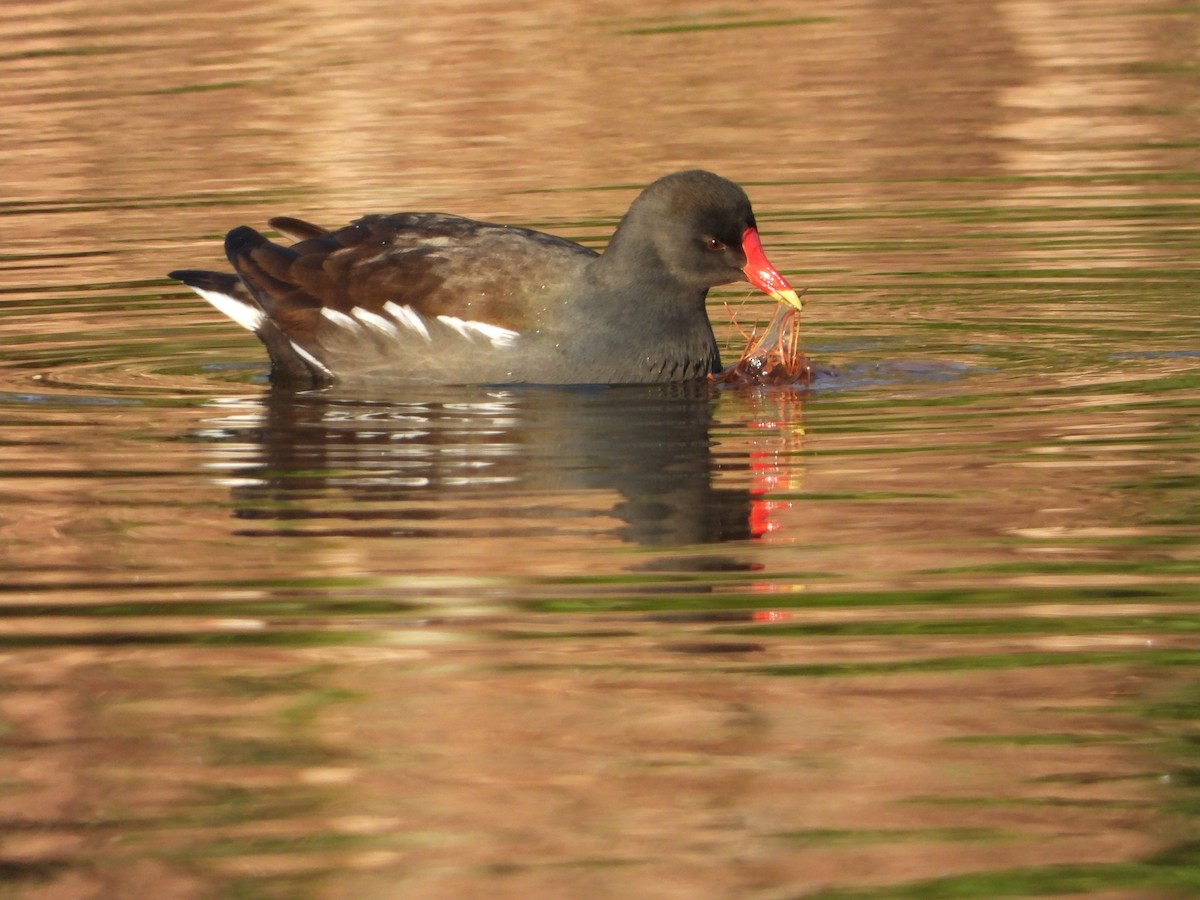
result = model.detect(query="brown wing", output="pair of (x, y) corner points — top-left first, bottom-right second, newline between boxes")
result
(224, 213), (596, 346)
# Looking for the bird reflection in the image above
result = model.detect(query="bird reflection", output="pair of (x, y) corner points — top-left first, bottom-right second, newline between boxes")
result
(200, 383), (761, 547)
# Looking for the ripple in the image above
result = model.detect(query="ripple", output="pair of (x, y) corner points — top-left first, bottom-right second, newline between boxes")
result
(0, 285), (268, 403)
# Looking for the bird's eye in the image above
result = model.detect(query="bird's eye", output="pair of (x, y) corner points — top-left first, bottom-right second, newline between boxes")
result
(704, 237), (727, 251)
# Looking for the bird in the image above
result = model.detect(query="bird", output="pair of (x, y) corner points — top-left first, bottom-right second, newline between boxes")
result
(168, 170), (802, 386)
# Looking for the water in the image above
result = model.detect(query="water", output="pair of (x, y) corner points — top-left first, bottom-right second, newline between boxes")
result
(2, 1), (1199, 897)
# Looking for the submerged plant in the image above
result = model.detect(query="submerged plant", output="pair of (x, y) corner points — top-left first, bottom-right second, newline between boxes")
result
(716, 294), (812, 386)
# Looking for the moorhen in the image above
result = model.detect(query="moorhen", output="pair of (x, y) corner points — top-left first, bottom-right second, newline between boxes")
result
(169, 170), (802, 386)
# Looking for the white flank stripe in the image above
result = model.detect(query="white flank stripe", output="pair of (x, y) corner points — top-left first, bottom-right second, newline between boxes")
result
(436, 315), (520, 349)
(383, 302), (432, 342)
(321, 308), (361, 330)
(193, 286), (264, 332)
(435, 315), (473, 342)
(351, 308), (400, 338)
(289, 341), (333, 378)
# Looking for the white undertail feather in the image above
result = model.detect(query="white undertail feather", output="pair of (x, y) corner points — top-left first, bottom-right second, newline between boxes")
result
(288, 341), (334, 378)
(191, 286), (265, 332)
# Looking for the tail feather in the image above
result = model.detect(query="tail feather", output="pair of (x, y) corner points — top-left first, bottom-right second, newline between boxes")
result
(168, 267), (328, 386)
(268, 216), (330, 242)
(224, 226), (302, 289)
(224, 226), (323, 328)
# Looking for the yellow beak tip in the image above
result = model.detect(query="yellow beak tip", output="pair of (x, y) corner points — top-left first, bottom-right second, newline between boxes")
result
(771, 288), (804, 311)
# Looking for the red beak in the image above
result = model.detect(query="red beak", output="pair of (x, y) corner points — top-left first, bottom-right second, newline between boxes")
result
(741, 227), (802, 309)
